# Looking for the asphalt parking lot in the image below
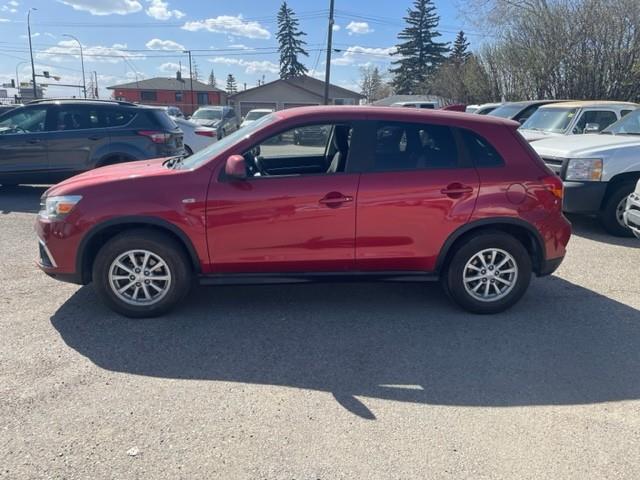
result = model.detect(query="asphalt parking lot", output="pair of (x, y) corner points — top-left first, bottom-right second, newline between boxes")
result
(1, 185), (639, 479)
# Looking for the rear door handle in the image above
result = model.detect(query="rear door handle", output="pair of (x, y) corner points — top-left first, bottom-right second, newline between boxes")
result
(26, 138), (41, 144)
(88, 136), (103, 141)
(441, 184), (474, 197)
(319, 192), (354, 207)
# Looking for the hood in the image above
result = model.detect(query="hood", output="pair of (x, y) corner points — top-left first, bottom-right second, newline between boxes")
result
(519, 129), (561, 142)
(532, 133), (640, 158)
(45, 158), (175, 197)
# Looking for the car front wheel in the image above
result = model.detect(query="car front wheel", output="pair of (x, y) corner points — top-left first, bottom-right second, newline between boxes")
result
(444, 232), (532, 314)
(92, 230), (192, 318)
(600, 182), (635, 237)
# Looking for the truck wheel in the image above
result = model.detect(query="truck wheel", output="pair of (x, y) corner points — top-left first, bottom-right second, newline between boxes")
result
(444, 232), (532, 314)
(92, 230), (192, 318)
(600, 182), (635, 237)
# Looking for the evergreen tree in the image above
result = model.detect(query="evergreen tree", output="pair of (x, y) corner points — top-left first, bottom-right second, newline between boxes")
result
(451, 30), (471, 64)
(390, 0), (449, 94)
(208, 69), (217, 87)
(276, 1), (309, 79)
(226, 74), (238, 95)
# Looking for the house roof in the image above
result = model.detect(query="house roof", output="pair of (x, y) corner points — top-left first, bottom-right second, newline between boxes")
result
(229, 75), (364, 100)
(107, 77), (224, 93)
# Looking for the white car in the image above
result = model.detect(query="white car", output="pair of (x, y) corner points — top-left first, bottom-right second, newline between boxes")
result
(173, 117), (218, 156)
(623, 180), (640, 239)
(466, 102), (502, 115)
(240, 109), (274, 128)
(519, 101), (638, 142)
(390, 101), (437, 109)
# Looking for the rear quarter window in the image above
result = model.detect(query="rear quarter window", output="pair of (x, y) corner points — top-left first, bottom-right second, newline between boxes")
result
(148, 109), (178, 130)
(459, 129), (505, 167)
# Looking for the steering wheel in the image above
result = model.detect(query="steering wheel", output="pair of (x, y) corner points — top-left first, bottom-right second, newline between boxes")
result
(253, 155), (270, 176)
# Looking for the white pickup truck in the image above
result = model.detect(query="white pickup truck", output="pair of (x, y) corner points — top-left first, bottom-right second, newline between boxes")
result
(531, 108), (640, 236)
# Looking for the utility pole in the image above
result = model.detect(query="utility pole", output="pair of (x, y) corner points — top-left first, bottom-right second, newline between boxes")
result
(323, 0), (335, 105)
(184, 50), (194, 114)
(94, 71), (99, 99)
(63, 34), (87, 98)
(27, 8), (38, 99)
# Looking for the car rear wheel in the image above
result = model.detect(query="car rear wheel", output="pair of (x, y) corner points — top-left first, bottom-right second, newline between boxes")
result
(600, 182), (635, 237)
(444, 232), (532, 314)
(92, 230), (192, 318)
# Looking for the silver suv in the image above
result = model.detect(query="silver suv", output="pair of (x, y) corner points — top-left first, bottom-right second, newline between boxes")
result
(190, 106), (239, 140)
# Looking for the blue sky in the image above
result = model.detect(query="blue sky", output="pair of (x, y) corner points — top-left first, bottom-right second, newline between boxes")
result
(0, 0), (477, 99)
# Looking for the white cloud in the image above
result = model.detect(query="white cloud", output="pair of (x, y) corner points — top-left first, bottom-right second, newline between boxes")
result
(158, 62), (182, 74)
(346, 21), (373, 35)
(332, 24), (341, 32)
(37, 40), (145, 64)
(145, 38), (184, 51)
(183, 15), (270, 40)
(146, 0), (184, 20)
(59, 0), (142, 15)
(0, 17), (9, 22)
(332, 45), (396, 66)
(229, 44), (250, 50)
(1, 3), (17, 13)
(8, 0), (18, 6)
(208, 56), (278, 74)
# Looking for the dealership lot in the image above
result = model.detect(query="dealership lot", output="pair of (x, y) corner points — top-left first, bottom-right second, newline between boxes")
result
(1, 186), (639, 479)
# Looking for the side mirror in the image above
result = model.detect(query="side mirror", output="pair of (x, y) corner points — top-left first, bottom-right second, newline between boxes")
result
(584, 122), (600, 133)
(225, 154), (247, 179)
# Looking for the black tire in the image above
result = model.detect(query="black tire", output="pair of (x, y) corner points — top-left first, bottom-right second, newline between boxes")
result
(92, 229), (192, 318)
(443, 232), (532, 314)
(600, 182), (635, 237)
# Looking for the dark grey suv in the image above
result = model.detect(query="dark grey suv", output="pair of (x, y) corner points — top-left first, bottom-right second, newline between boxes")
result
(0, 99), (183, 186)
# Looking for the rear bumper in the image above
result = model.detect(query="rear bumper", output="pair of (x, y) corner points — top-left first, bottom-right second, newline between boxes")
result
(562, 181), (607, 214)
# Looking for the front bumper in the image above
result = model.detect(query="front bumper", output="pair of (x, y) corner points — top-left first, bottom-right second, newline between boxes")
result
(562, 181), (607, 214)
(35, 216), (85, 284)
(623, 193), (640, 239)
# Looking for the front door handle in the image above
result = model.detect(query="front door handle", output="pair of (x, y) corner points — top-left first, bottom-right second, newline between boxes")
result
(441, 183), (473, 197)
(319, 192), (354, 207)
(88, 136), (103, 141)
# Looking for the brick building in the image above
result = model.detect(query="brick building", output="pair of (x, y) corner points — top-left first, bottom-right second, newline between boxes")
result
(107, 72), (226, 115)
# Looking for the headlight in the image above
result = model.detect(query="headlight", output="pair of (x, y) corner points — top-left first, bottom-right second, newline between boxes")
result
(39, 195), (82, 220)
(565, 158), (603, 181)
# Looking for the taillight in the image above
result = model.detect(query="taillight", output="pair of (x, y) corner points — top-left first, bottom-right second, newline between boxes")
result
(138, 130), (171, 144)
(542, 175), (564, 200)
(195, 130), (216, 137)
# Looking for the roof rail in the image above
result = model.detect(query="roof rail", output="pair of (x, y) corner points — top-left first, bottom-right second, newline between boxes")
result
(26, 98), (137, 107)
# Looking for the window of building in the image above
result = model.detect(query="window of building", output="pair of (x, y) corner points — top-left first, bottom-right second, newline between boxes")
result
(197, 92), (209, 105)
(140, 91), (157, 101)
(175, 91), (183, 102)
(334, 98), (356, 106)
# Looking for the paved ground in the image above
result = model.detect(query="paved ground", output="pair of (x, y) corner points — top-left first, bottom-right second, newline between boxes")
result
(1, 185), (639, 479)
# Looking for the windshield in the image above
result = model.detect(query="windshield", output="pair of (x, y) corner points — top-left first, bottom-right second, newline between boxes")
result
(179, 113), (276, 170)
(488, 104), (526, 119)
(602, 109), (640, 135)
(245, 110), (271, 121)
(520, 108), (578, 133)
(192, 109), (222, 121)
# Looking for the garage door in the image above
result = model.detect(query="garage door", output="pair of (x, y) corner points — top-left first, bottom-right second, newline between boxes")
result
(283, 102), (320, 110)
(239, 102), (277, 117)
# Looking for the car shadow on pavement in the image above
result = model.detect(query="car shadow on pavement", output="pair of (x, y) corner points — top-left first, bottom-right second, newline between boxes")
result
(568, 214), (639, 248)
(51, 277), (640, 420)
(0, 185), (48, 214)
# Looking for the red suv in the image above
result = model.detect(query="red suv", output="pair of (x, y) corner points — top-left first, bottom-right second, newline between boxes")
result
(36, 106), (571, 318)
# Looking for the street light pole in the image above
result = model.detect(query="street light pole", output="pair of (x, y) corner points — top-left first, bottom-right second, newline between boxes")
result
(323, 0), (335, 105)
(63, 34), (87, 98)
(15, 61), (28, 92)
(183, 50), (194, 115)
(27, 7), (38, 99)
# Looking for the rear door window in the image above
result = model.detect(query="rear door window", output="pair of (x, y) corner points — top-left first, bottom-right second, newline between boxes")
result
(370, 122), (459, 171)
(54, 106), (106, 131)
